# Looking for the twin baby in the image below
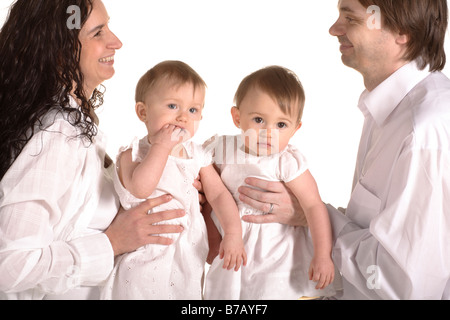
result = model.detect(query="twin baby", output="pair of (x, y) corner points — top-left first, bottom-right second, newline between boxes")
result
(100, 61), (337, 300)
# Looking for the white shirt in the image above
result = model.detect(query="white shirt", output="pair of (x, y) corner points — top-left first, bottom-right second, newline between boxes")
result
(0, 103), (119, 300)
(328, 61), (450, 300)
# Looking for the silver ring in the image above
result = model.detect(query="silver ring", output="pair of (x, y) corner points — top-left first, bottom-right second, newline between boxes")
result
(267, 203), (274, 214)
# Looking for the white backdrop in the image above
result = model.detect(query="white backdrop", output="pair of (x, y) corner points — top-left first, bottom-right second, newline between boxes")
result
(1, 0), (449, 207)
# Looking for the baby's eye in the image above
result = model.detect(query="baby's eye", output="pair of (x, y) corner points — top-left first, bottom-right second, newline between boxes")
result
(168, 104), (177, 109)
(277, 122), (288, 129)
(189, 107), (198, 114)
(253, 117), (264, 124)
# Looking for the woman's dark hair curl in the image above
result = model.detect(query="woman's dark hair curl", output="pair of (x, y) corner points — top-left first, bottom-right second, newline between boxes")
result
(0, 0), (104, 179)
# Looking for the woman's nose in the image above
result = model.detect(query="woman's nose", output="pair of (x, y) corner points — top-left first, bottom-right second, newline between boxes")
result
(107, 29), (123, 50)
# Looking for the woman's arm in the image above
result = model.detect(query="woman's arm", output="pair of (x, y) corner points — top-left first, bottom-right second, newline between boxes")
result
(0, 121), (185, 295)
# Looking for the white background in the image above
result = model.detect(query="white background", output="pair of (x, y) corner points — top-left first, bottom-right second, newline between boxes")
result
(1, 0), (449, 207)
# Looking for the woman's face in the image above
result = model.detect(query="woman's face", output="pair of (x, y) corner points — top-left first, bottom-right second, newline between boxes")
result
(79, 0), (122, 96)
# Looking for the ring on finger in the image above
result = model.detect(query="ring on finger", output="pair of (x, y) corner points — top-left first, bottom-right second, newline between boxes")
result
(267, 203), (274, 214)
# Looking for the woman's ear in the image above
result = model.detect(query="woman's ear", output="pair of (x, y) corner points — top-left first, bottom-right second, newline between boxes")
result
(230, 106), (241, 129)
(135, 102), (147, 122)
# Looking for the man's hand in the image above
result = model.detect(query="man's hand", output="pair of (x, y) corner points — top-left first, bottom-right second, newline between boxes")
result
(238, 177), (308, 227)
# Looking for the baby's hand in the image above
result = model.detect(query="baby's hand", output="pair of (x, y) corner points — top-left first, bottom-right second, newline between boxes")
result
(150, 124), (187, 150)
(219, 234), (247, 272)
(308, 255), (335, 290)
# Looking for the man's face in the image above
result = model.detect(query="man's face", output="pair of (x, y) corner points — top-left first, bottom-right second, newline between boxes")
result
(329, 0), (406, 89)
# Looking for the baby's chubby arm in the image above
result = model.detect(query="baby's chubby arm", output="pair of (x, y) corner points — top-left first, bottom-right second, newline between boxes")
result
(199, 165), (247, 271)
(286, 170), (335, 290)
(120, 125), (185, 199)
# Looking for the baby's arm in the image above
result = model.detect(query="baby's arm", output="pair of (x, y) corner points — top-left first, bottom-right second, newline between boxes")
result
(120, 125), (185, 199)
(199, 165), (247, 271)
(286, 170), (334, 290)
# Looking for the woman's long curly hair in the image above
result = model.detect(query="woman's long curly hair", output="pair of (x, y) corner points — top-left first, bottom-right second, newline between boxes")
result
(0, 0), (104, 180)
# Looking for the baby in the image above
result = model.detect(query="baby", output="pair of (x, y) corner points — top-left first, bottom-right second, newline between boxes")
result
(101, 61), (246, 300)
(204, 66), (336, 299)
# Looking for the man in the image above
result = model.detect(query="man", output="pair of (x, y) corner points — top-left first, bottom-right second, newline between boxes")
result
(240, 0), (450, 299)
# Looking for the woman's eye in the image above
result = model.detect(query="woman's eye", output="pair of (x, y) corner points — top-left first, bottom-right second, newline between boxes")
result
(94, 28), (103, 37)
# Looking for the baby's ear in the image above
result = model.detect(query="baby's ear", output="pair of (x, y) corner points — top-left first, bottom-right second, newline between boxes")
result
(230, 106), (241, 129)
(135, 102), (147, 122)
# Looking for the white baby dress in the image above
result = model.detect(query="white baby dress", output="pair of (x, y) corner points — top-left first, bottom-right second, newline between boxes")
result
(100, 137), (210, 300)
(203, 135), (336, 300)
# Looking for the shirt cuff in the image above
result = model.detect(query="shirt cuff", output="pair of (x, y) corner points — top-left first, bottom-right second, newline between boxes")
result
(70, 233), (114, 286)
(326, 204), (353, 242)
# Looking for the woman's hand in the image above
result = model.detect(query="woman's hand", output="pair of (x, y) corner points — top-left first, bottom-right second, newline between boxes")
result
(238, 177), (308, 227)
(105, 194), (185, 256)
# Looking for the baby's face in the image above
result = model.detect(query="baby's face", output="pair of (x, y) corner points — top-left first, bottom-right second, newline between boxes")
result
(142, 82), (205, 142)
(232, 87), (301, 156)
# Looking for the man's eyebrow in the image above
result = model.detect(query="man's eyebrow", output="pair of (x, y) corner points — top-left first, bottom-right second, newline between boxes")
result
(340, 6), (356, 13)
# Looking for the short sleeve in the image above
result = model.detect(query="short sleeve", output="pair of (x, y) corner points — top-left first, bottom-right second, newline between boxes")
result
(131, 137), (150, 163)
(277, 145), (309, 182)
(194, 140), (214, 168)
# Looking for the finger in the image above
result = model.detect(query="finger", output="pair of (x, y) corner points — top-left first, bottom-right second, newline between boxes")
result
(192, 177), (203, 193)
(241, 213), (278, 225)
(235, 255), (242, 271)
(198, 192), (207, 205)
(222, 253), (231, 270)
(148, 224), (184, 235)
(138, 195), (173, 215)
(238, 186), (280, 209)
(228, 254), (237, 271)
(238, 191), (268, 212)
(316, 275), (327, 290)
(244, 177), (285, 193)
(146, 209), (185, 225)
(146, 235), (174, 246)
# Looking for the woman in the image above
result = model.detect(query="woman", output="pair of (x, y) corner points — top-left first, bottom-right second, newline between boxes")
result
(0, 0), (184, 300)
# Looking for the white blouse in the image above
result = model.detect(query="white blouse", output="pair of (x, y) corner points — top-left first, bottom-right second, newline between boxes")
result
(328, 61), (450, 300)
(0, 103), (119, 300)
